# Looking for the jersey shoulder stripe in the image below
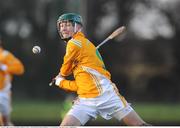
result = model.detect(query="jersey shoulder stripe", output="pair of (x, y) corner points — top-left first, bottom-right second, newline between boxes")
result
(70, 39), (82, 48)
(86, 39), (91, 45)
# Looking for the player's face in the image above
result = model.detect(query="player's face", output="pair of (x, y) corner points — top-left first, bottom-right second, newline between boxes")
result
(59, 21), (74, 39)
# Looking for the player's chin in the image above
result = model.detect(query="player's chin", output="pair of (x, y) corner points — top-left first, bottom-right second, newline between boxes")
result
(62, 35), (71, 39)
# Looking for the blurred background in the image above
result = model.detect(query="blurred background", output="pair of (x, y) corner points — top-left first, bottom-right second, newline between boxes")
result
(0, 0), (180, 126)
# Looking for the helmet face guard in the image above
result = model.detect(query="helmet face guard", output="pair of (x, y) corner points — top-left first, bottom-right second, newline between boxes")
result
(57, 13), (83, 41)
(57, 20), (73, 41)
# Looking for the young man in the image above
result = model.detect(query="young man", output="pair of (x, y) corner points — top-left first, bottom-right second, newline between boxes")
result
(0, 37), (24, 125)
(52, 13), (150, 126)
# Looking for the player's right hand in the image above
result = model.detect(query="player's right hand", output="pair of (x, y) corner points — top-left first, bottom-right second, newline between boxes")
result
(49, 74), (64, 86)
(0, 63), (7, 71)
(55, 74), (64, 86)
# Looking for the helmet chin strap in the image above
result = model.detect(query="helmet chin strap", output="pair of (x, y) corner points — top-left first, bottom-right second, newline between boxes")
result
(74, 22), (82, 33)
(74, 23), (77, 33)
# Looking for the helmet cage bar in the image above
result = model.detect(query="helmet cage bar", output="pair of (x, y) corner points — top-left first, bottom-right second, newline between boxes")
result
(57, 20), (73, 31)
(57, 20), (82, 39)
(57, 20), (75, 39)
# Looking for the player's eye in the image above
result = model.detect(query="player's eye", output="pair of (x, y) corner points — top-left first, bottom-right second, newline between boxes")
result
(60, 23), (66, 28)
(60, 22), (71, 28)
(66, 22), (72, 27)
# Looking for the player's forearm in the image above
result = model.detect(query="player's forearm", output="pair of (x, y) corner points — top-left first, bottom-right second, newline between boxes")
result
(2, 53), (24, 75)
(60, 62), (73, 76)
(60, 43), (80, 76)
(7, 62), (24, 75)
(59, 80), (78, 92)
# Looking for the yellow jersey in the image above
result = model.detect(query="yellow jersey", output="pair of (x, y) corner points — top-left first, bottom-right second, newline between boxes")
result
(58, 32), (111, 98)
